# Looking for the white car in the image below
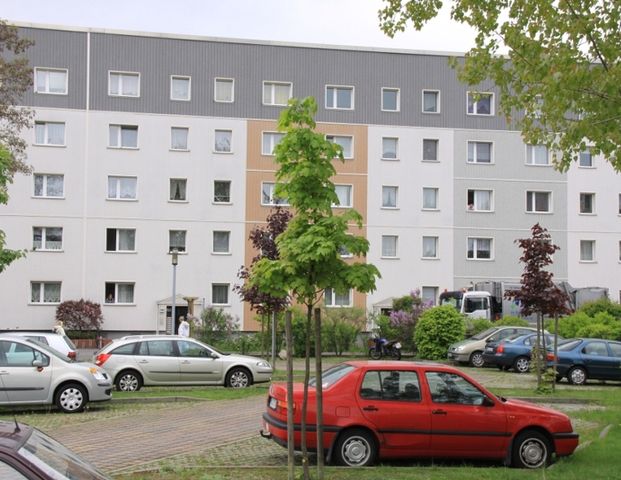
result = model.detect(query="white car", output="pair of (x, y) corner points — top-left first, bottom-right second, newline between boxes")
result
(0, 331), (78, 361)
(0, 335), (112, 413)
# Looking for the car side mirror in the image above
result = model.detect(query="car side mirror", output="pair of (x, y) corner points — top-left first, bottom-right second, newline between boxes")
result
(482, 396), (495, 407)
(32, 359), (49, 368)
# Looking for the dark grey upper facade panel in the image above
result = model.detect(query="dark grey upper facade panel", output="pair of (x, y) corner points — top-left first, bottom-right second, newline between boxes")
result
(18, 26), (512, 130)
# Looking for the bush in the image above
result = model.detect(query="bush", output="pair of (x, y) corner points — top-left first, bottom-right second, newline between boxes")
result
(414, 306), (465, 360)
(322, 308), (366, 356)
(493, 315), (530, 327)
(196, 308), (238, 345)
(554, 311), (621, 340)
(579, 299), (621, 319)
(56, 299), (103, 331)
(291, 308), (315, 357)
(465, 318), (492, 337)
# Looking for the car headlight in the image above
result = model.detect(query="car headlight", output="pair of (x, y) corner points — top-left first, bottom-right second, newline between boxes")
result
(455, 346), (465, 352)
(256, 361), (272, 369)
(89, 367), (107, 381)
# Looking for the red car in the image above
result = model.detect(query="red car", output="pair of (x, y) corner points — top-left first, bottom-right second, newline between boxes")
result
(261, 361), (578, 468)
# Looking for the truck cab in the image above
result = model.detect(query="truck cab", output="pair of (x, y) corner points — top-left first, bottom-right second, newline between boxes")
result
(440, 290), (491, 319)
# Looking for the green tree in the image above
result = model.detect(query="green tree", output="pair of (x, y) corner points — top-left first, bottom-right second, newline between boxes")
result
(0, 147), (26, 273)
(379, 1), (621, 171)
(249, 97), (380, 480)
(414, 305), (465, 360)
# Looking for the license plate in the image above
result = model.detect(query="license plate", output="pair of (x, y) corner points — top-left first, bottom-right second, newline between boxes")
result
(269, 397), (278, 410)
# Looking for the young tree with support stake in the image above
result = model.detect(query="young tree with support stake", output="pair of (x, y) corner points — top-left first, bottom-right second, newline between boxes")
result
(248, 97), (380, 480)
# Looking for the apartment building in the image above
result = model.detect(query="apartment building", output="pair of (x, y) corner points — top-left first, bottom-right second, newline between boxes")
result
(1, 24), (619, 334)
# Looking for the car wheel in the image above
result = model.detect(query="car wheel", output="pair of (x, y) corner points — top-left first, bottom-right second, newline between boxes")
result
(470, 351), (484, 368)
(512, 430), (551, 469)
(369, 348), (382, 360)
(116, 370), (143, 392)
(55, 383), (87, 413)
(334, 428), (377, 467)
(226, 367), (251, 388)
(567, 366), (587, 385)
(513, 356), (530, 374)
(391, 349), (402, 360)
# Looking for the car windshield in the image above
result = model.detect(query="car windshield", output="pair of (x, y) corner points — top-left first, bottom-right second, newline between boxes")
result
(471, 327), (499, 341)
(18, 428), (109, 479)
(25, 338), (72, 362)
(309, 364), (355, 389)
(558, 339), (581, 351)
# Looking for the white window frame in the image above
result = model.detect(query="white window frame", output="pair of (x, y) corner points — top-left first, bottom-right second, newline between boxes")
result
(262, 81), (292, 106)
(261, 182), (289, 206)
(32, 227), (63, 251)
(580, 240), (596, 262)
(467, 91), (494, 116)
(467, 237), (494, 260)
(212, 231), (231, 255)
(34, 121), (65, 146)
(579, 148), (594, 168)
(262, 131), (285, 156)
(422, 89), (440, 114)
(169, 230), (187, 253)
(169, 178), (188, 202)
(422, 286), (439, 306)
(30, 281), (61, 304)
(467, 189), (494, 212)
(333, 184), (353, 208)
(422, 187), (439, 210)
(381, 137), (399, 160)
(526, 144), (550, 166)
(170, 75), (191, 101)
(326, 135), (354, 159)
(33, 174), (64, 199)
(212, 283), (230, 306)
(324, 288), (352, 308)
(422, 236), (439, 259)
(109, 124), (138, 149)
(107, 176), (137, 201)
(467, 141), (493, 164)
(34, 67), (68, 95)
(381, 87), (400, 112)
(214, 129), (233, 153)
(325, 85), (354, 110)
(170, 127), (189, 151)
(105, 228), (136, 253)
(381, 235), (398, 258)
(105, 282), (135, 304)
(526, 191), (552, 213)
(423, 138), (439, 162)
(213, 180), (231, 204)
(214, 77), (234, 103)
(382, 185), (398, 209)
(579, 192), (596, 215)
(108, 71), (140, 97)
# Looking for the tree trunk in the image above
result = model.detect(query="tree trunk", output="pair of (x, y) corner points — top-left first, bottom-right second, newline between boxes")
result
(536, 312), (542, 389)
(285, 311), (295, 480)
(314, 307), (324, 480)
(300, 305), (312, 480)
(552, 314), (559, 392)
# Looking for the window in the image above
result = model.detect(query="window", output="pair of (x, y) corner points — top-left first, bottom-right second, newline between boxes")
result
(326, 135), (353, 159)
(334, 185), (352, 208)
(108, 71), (139, 97)
(108, 176), (137, 200)
(105, 282), (134, 304)
(619, 241), (621, 262)
(467, 92), (494, 115)
(169, 230), (186, 253)
(170, 75), (191, 101)
(426, 371), (487, 405)
(382, 186), (398, 208)
(214, 78), (234, 103)
(580, 193), (595, 214)
(324, 288), (352, 307)
(34, 121), (65, 146)
(422, 187), (438, 210)
(262, 132), (285, 155)
(212, 284), (229, 305)
(261, 182), (288, 206)
(171, 127), (189, 150)
(580, 240), (595, 262)
(263, 81), (292, 106)
(34, 174), (63, 198)
(214, 181), (231, 203)
(325, 85), (354, 110)
(467, 237), (493, 260)
(381, 137), (398, 160)
(31, 281), (61, 303)
(106, 228), (136, 252)
(214, 130), (232, 153)
(526, 191), (551, 213)
(467, 189), (493, 211)
(422, 286), (438, 305)
(619, 194), (621, 215)
(422, 90), (440, 113)
(526, 145), (550, 165)
(467, 141), (492, 163)
(34, 67), (68, 94)
(213, 231), (230, 254)
(579, 149), (593, 167)
(109, 125), (138, 149)
(423, 139), (438, 161)
(422, 236), (438, 259)
(381, 88), (400, 112)
(169, 179), (187, 201)
(360, 370), (421, 402)
(381, 235), (398, 258)
(33, 227), (62, 251)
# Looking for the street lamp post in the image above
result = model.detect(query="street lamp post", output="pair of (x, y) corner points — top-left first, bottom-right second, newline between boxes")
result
(170, 249), (179, 335)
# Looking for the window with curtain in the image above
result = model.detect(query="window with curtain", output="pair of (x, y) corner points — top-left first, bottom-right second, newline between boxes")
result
(382, 137), (398, 159)
(579, 193), (595, 214)
(106, 228), (136, 252)
(169, 179), (187, 201)
(263, 81), (292, 105)
(324, 288), (352, 307)
(214, 78), (234, 102)
(213, 231), (230, 253)
(214, 130), (232, 152)
(109, 72), (139, 96)
(467, 238), (492, 260)
(382, 235), (398, 257)
(35, 121), (65, 145)
(326, 135), (353, 158)
(34, 174), (64, 198)
(108, 176), (137, 200)
(170, 75), (191, 100)
(467, 141), (492, 163)
(325, 85), (354, 109)
(261, 182), (288, 206)
(526, 191), (551, 213)
(31, 282), (61, 303)
(422, 187), (438, 210)
(171, 127), (189, 150)
(526, 145), (549, 165)
(422, 286), (438, 305)
(381, 88), (400, 111)
(467, 92), (493, 115)
(422, 236), (438, 258)
(467, 189), (493, 211)
(580, 240), (595, 261)
(212, 284), (229, 304)
(109, 125), (138, 148)
(579, 149), (593, 167)
(33, 227), (63, 250)
(382, 186), (398, 208)
(214, 181), (231, 203)
(116, 283), (135, 303)
(34, 68), (68, 94)
(169, 230), (187, 253)
(423, 139), (438, 161)
(422, 90), (439, 113)
(262, 132), (285, 155)
(334, 185), (352, 207)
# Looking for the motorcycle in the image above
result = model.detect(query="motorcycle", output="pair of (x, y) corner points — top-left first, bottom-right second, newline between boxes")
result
(368, 337), (402, 360)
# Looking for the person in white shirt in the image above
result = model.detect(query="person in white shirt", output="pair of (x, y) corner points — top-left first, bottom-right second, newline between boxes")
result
(178, 316), (190, 337)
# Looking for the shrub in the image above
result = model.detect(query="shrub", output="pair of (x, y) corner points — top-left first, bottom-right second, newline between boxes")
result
(554, 311), (621, 340)
(291, 308), (315, 357)
(374, 290), (431, 352)
(322, 308), (366, 356)
(493, 315), (530, 327)
(579, 299), (621, 319)
(414, 306), (465, 360)
(197, 308), (239, 345)
(56, 299), (103, 331)
(465, 318), (492, 337)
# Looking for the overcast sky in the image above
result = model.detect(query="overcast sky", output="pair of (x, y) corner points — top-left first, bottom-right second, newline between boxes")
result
(3, 0), (475, 53)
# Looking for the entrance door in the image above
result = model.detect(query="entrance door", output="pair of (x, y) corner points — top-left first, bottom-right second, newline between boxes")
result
(166, 306), (189, 335)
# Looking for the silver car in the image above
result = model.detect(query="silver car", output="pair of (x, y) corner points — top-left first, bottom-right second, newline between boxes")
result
(94, 335), (273, 391)
(0, 335), (112, 413)
(0, 331), (78, 361)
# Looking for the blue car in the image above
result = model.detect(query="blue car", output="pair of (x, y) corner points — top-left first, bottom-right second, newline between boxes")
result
(482, 333), (560, 373)
(550, 338), (621, 385)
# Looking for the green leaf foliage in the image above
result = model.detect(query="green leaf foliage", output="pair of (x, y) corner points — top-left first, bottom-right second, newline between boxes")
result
(553, 311), (621, 340)
(492, 315), (530, 327)
(414, 305), (466, 360)
(379, 1), (621, 171)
